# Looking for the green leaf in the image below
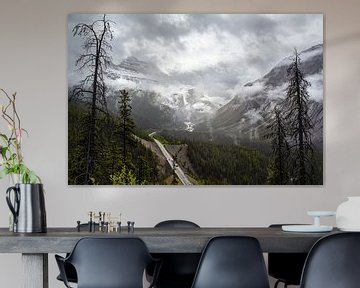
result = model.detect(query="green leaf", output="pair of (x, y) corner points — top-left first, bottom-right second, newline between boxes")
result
(0, 133), (8, 142)
(10, 153), (17, 161)
(0, 168), (9, 179)
(11, 165), (20, 174)
(17, 164), (41, 184)
(21, 128), (29, 137)
(27, 170), (41, 184)
(0, 146), (8, 157)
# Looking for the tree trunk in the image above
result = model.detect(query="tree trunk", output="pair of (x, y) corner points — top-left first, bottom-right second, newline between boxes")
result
(85, 45), (100, 184)
(295, 54), (306, 184)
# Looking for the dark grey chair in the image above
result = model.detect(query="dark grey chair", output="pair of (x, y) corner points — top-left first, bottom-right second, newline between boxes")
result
(300, 232), (360, 288)
(56, 223), (99, 284)
(56, 262), (77, 284)
(268, 224), (308, 288)
(191, 236), (270, 288)
(55, 237), (160, 288)
(147, 220), (201, 288)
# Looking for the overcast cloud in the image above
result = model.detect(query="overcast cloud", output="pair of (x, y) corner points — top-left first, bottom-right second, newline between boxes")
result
(68, 13), (323, 97)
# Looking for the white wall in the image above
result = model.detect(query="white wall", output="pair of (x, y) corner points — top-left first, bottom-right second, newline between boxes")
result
(0, 0), (360, 287)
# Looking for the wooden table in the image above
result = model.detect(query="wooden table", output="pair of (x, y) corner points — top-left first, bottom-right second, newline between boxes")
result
(0, 227), (338, 288)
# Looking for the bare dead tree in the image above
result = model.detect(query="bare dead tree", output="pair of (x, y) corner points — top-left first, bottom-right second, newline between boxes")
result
(282, 49), (314, 184)
(265, 107), (290, 184)
(71, 14), (114, 184)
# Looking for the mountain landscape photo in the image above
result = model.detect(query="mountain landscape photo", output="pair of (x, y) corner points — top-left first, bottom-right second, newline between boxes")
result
(68, 13), (323, 185)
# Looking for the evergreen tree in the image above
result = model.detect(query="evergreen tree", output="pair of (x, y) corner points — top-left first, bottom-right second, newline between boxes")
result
(70, 14), (114, 184)
(68, 103), (88, 184)
(111, 165), (138, 185)
(69, 100), (160, 185)
(282, 49), (314, 184)
(265, 107), (290, 184)
(117, 89), (135, 163)
(187, 140), (268, 184)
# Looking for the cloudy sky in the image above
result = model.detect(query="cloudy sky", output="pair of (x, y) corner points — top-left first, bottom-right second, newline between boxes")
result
(68, 14), (323, 98)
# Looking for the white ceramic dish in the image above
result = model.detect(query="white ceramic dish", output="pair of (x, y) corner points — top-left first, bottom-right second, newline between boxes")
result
(307, 211), (336, 217)
(282, 225), (333, 233)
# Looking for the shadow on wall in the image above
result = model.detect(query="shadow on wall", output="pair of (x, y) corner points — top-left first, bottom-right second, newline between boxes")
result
(327, 31), (360, 46)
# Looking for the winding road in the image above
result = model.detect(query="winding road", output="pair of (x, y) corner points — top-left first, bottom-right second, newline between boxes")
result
(150, 132), (193, 185)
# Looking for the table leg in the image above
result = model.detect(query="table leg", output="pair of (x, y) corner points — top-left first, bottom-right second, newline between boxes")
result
(22, 253), (48, 288)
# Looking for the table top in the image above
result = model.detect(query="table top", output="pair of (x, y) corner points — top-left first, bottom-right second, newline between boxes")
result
(0, 227), (340, 254)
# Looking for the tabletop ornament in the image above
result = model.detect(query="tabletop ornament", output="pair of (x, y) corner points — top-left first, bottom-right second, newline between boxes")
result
(0, 89), (46, 233)
(76, 211), (135, 233)
(282, 211), (336, 232)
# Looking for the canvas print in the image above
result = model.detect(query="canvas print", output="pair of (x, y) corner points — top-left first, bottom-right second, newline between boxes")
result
(68, 14), (323, 185)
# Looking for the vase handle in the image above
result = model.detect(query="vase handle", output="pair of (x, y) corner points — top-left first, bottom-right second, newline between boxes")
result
(6, 186), (20, 224)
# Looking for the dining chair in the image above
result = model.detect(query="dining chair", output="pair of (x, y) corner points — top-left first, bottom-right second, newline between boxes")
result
(300, 232), (360, 288)
(55, 237), (161, 288)
(56, 223), (99, 284)
(268, 224), (308, 288)
(146, 220), (201, 288)
(191, 236), (270, 288)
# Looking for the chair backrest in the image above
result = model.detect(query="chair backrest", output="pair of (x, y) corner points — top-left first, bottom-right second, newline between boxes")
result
(268, 224), (308, 285)
(151, 220), (201, 286)
(66, 237), (154, 288)
(300, 232), (360, 288)
(155, 220), (200, 228)
(191, 236), (270, 288)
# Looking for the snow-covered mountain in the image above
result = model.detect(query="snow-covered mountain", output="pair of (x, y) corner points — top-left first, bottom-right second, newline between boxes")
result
(101, 44), (323, 145)
(195, 44), (323, 146)
(105, 57), (223, 130)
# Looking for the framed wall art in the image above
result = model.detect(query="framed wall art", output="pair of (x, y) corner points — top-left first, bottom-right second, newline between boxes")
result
(68, 13), (323, 185)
